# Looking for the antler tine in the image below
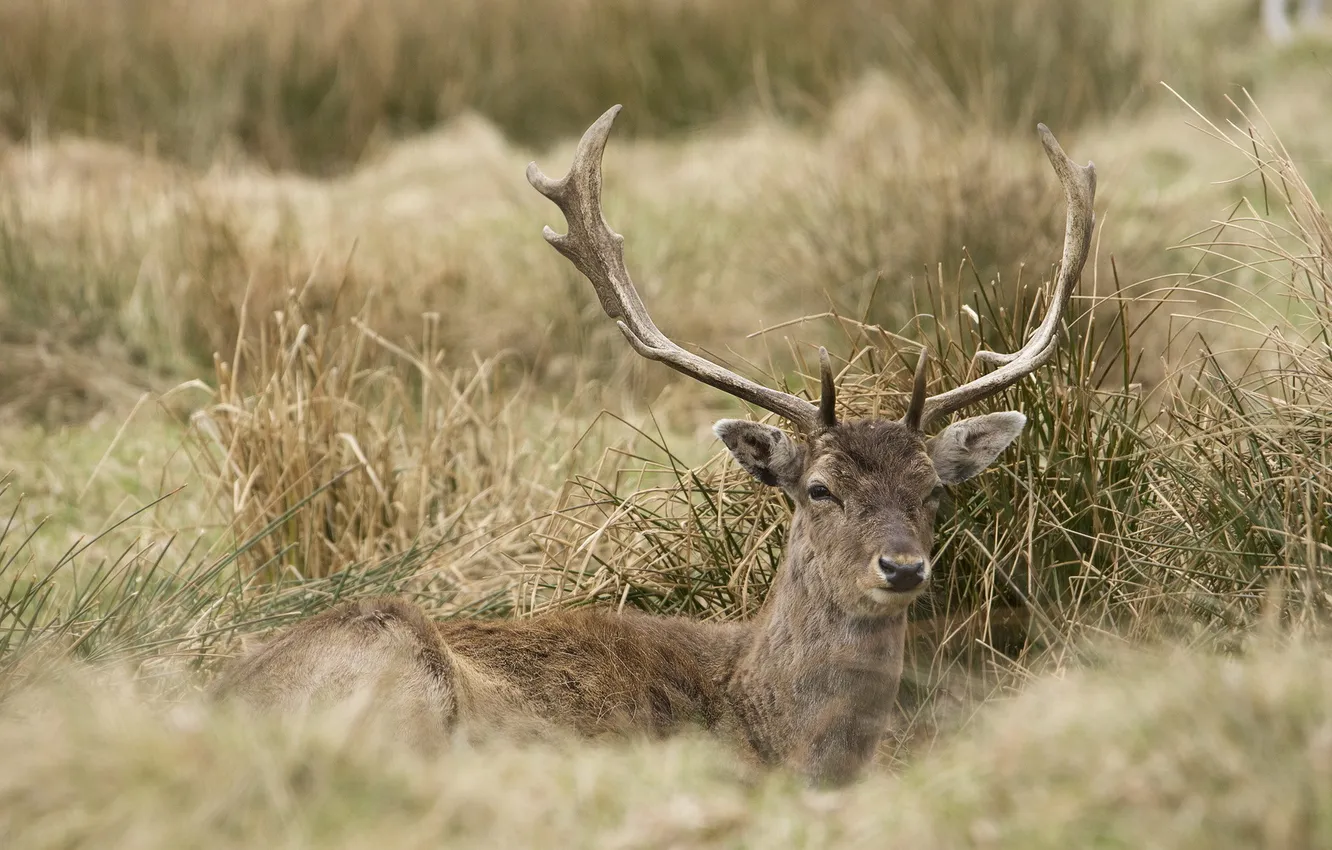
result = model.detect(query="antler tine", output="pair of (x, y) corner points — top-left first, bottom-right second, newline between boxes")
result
(902, 348), (930, 431)
(818, 346), (836, 428)
(527, 105), (824, 433)
(913, 123), (1097, 431)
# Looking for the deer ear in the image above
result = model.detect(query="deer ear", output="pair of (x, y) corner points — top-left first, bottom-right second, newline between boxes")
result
(713, 419), (804, 489)
(927, 411), (1026, 486)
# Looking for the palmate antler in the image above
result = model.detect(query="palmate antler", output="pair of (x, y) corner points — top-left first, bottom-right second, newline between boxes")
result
(528, 105), (1096, 434)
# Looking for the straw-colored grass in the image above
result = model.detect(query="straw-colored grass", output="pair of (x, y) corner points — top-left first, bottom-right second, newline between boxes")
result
(3, 639), (1331, 849)
(188, 278), (568, 582)
(0, 0), (1231, 173)
(5, 73), (1309, 430)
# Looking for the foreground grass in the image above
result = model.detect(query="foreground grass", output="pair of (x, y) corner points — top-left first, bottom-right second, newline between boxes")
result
(3, 641), (1329, 849)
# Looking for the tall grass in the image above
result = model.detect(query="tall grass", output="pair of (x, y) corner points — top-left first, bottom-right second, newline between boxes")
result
(0, 187), (256, 419)
(0, 0), (1227, 174)
(4, 84), (1326, 724)
(0, 472), (438, 695)
(1136, 95), (1332, 636)
(0, 83), (1112, 424)
(185, 276), (636, 585)
(520, 95), (1332, 740)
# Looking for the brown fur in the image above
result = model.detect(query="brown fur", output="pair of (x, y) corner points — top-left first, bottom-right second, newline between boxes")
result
(211, 416), (1023, 784)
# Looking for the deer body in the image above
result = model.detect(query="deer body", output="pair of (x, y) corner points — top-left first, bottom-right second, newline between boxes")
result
(214, 417), (1030, 782)
(212, 597), (746, 744)
(212, 106), (1096, 785)
(211, 533), (908, 782)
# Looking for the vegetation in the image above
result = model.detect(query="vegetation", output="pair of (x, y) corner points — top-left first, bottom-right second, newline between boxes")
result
(0, 0), (1236, 173)
(5, 642), (1332, 849)
(1, 0), (1331, 845)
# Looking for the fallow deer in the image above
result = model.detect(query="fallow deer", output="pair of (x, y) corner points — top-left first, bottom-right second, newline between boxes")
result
(210, 106), (1096, 785)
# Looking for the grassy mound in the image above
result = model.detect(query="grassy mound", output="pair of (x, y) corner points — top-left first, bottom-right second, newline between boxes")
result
(2, 642), (1328, 849)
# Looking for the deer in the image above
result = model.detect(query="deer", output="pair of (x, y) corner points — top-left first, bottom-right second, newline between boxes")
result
(209, 105), (1096, 786)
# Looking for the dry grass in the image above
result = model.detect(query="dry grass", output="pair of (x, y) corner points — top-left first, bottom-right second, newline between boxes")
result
(4, 72), (1301, 429)
(3, 639), (1331, 849)
(1130, 94), (1332, 635)
(0, 0), (1231, 174)
(188, 278), (570, 582)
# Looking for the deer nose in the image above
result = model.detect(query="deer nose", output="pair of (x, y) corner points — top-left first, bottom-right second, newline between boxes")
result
(878, 557), (926, 592)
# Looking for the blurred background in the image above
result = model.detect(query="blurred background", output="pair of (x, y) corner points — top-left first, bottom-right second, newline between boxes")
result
(2, 0), (1327, 421)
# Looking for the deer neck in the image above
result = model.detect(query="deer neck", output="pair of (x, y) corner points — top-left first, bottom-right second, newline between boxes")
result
(727, 513), (908, 781)
(747, 545), (908, 697)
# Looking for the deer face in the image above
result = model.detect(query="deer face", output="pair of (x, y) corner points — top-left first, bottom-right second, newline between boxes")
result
(715, 413), (1026, 616)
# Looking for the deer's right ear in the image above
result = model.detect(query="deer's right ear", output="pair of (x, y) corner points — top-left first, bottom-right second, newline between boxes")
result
(713, 419), (803, 489)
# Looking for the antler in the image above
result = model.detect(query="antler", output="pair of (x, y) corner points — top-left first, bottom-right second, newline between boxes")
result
(903, 123), (1097, 432)
(527, 104), (835, 433)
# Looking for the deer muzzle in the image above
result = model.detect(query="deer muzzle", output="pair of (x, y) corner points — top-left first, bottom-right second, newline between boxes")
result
(878, 556), (928, 593)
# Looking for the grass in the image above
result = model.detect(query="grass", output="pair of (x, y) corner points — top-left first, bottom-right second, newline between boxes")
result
(5, 70), (1309, 420)
(0, 0), (1236, 174)
(3, 641), (1331, 848)
(0, 413), (201, 569)
(1, 0), (1332, 844)
(189, 279), (560, 582)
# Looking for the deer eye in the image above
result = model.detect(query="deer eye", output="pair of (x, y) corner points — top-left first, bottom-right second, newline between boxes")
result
(807, 483), (837, 503)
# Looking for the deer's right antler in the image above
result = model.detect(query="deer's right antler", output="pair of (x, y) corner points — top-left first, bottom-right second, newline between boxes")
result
(903, 124), (1097, 431)
(526, 105), (834, 434)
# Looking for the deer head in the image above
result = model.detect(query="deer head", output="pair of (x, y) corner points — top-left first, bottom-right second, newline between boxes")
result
(528, 106), (1095, 618)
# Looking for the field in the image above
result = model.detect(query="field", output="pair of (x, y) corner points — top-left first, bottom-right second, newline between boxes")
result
(2, 0), (1332, 846)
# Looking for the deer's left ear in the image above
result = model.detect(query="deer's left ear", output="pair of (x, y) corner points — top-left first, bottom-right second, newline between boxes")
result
(927, 412), (1026, 486)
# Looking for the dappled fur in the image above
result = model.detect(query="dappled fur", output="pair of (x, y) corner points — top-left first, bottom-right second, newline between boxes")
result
(213, 416), (1021, 784)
